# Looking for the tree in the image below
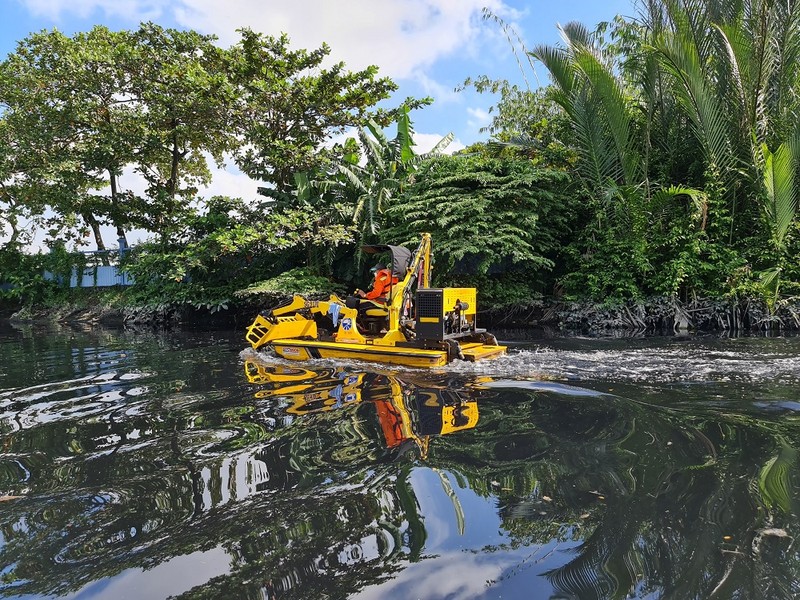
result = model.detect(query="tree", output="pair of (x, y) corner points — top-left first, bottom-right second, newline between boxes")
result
(0, 25), (240, 251)
(383, 153), (573, 304)
(325, 104), (451, 243)
(0, 116), (40, 250)
(648, 0), (800, 306)
(0, 29), (107, 249)
(229, 30), (403, 196)
(508, 2), (800, 301)
(125, 24), (238, 239)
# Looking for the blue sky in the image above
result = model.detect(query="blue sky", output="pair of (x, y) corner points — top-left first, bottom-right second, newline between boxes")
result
(0, 0), (636, 246)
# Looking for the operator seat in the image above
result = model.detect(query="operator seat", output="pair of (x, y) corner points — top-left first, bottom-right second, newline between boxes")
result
(346, 295), (390, 334)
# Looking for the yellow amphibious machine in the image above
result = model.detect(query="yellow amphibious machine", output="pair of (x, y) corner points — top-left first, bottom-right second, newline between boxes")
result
(245, 233), (506, 368)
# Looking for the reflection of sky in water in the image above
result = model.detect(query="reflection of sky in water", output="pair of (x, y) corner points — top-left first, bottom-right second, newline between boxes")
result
(65, 547), (231, 600)
(352, 542), (577, 600)
(351, 467), (585, 599)
(411, 467), (503, 550)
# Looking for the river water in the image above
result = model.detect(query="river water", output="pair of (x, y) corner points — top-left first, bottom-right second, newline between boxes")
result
(0, 322), (799, 600)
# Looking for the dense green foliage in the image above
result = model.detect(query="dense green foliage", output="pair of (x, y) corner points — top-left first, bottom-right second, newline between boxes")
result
(523, 1), (799, 305)
(0, 23), (395, 253)
(2, 0), (800, 318)
(384, 154), (573, 304)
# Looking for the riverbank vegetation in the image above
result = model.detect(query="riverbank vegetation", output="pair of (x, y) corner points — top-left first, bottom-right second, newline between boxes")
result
(1, 0), (799, 330)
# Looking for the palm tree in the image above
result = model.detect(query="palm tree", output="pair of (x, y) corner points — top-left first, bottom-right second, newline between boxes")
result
(531, 22), (644, 193)
(650, 0), (800, 307)
(528, 0), (800, 302)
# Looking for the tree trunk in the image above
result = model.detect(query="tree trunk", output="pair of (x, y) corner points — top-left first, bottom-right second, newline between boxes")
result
(83, 212), (110, 266)
(108, 169), (128, 246)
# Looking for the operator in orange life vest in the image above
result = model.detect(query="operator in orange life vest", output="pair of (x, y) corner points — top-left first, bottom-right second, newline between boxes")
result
(355, 263), (398, 302)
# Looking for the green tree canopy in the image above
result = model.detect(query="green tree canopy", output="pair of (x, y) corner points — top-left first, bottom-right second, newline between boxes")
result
(229, 29), (405, 196)
(383, 153), (573, 302)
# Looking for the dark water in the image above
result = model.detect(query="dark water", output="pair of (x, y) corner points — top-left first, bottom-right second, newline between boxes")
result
(1, 323), (799, 600)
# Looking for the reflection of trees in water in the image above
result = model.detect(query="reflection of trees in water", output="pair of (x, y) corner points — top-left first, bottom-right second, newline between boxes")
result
(0, 360), (430, 597)
(1, 330), (800, 598)
(0, 404), (424, 597)
(431, 393), (800, 599)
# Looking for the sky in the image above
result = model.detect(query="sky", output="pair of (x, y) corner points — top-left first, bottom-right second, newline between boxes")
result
(0, 0), (637, 247)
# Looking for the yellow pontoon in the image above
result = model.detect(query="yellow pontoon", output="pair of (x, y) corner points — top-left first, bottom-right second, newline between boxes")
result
(245, 234), (506, 368)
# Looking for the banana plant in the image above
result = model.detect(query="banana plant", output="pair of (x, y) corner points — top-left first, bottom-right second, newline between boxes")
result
(323, 104), (452, 242)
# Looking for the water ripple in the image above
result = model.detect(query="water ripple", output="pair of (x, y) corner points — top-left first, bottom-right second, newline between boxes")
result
(0, 371), (152, 432)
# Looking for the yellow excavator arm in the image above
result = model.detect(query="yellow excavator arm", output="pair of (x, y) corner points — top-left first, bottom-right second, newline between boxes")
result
(245, 295), (318, 349)
(387, 233), (431, 332)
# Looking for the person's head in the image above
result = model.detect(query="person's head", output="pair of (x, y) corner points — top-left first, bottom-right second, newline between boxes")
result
(370, 262), (386, 274)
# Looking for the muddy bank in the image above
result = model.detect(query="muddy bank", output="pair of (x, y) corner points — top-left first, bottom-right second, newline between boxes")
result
(6, 293), (800, 333)
(3, 292), (279, 329)
(484, 296), (800, 333)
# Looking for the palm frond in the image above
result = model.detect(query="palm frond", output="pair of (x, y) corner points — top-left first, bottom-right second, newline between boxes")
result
(770, 0), (800, 131)
(573, 47), (640, 185)
(652, 184), (708, 228)
(570, 89), (622, 187)
(655, 30), (736, 178)
(530, 44), (577, 101)
(760, 142), (797, 248)
(560, 21), (592, 48)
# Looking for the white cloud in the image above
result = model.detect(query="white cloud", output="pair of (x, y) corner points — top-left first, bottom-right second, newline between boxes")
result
(466, 106), (492, 129)
(173, 0), (510, 80)
(414, 132), (464, 155)
(22, 0), (516, 83)
(412, 70), (461, 104)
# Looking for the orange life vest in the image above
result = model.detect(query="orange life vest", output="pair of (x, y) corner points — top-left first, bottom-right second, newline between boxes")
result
(364, 268), (398, 301)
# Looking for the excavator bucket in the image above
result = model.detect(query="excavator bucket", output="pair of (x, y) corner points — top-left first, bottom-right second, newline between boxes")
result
(246, 314), (318, 350)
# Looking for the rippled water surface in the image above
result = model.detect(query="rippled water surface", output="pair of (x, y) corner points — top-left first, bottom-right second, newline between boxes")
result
(1, 322), (799, 599)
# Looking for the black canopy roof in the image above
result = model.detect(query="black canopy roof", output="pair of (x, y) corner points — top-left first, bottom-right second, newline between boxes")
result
(362, 244), (412, 278)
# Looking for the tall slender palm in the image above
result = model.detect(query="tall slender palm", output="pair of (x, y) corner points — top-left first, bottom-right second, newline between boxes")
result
(530, 0), (800, 300)
(651, 0), (800, 304)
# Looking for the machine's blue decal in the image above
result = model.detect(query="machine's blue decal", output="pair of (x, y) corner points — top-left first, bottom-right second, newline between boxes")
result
(342, 317), (353, 331)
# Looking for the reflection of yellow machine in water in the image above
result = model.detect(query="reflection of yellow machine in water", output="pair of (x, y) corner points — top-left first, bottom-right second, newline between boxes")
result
(245, 234), (506, 368)
(244, 360), (480, 458)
